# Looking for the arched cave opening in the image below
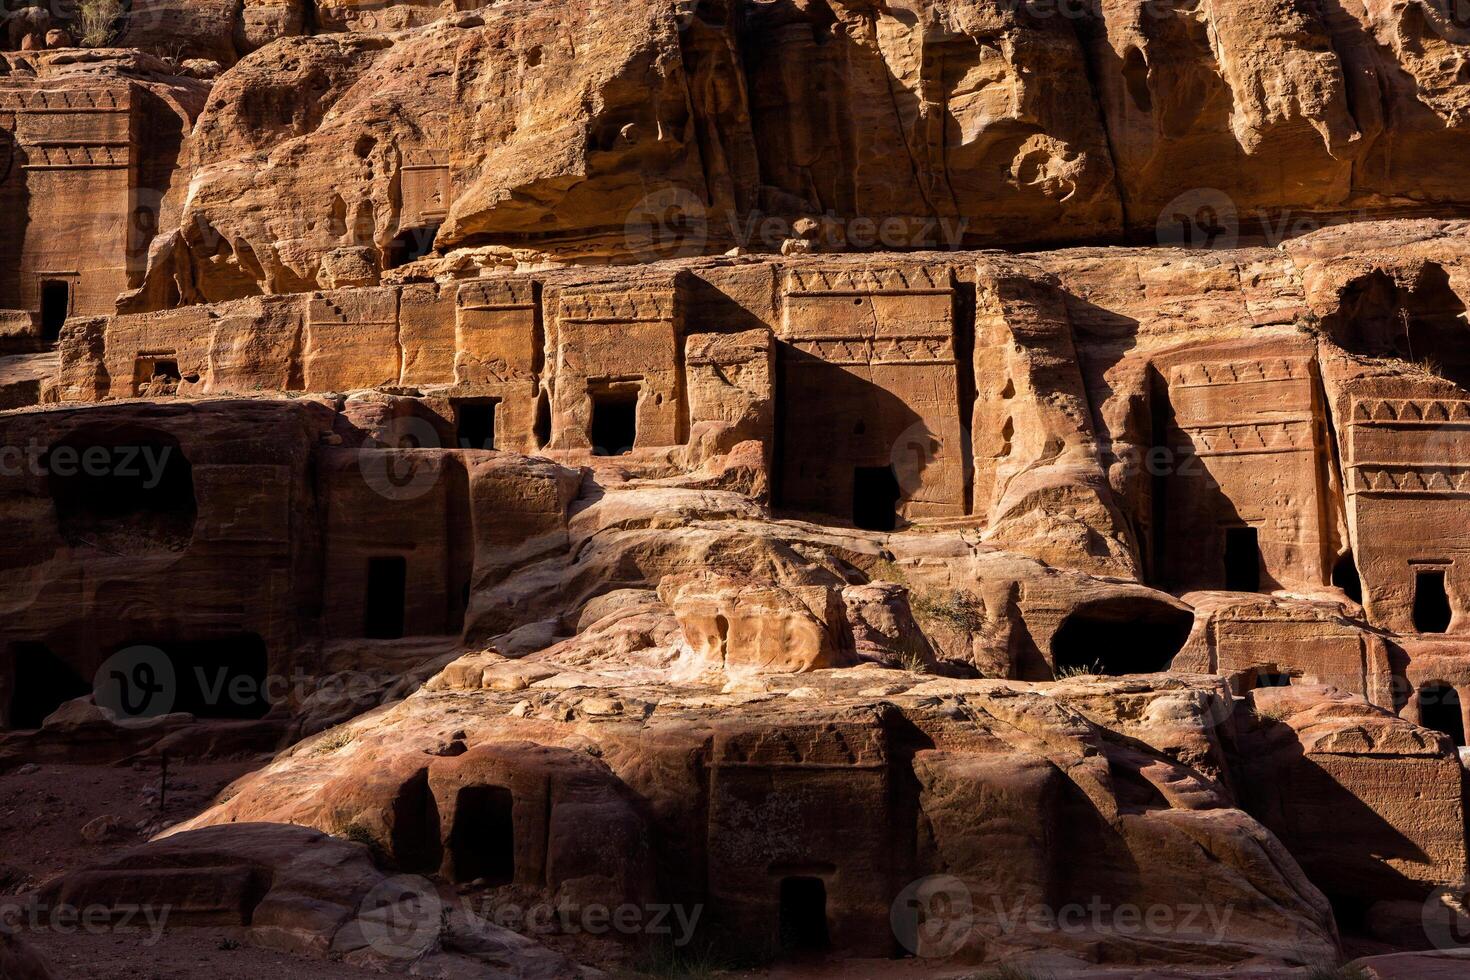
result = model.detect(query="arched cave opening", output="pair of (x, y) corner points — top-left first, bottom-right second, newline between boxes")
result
(47, 426), (197, 554)
(777, 876), (830, 955)
(448, 785), (515, 885)
(1122, 46), (1152, 114)
(1419, 682), (1465, 746)
(1051, 597), (1194, 677)
(383, 224), (440, 270)
(1322, 264), (1470, 387)
(6, 643), (90, 731)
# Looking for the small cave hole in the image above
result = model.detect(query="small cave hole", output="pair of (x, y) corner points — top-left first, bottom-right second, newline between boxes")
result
(1051, 598), (1193, 677)
(1420, 682), (1465, 746)
(1122, 46), (1153, 113)
(384, 224), (440, 269)
(533, 391), (552, 449)
(1333, 551), (1363, 604)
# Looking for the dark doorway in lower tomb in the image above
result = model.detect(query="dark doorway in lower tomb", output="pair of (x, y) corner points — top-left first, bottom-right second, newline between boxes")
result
(1415, 569), (1453, 634)
(852, 465), (901, 532)
(453, 399), (497, 451)
(590, 388), (638, 457)
(778, 876), (830, 954)
(448, 785), (515, 886)
(1223, 526), (1262, 592)
(365, 556), (408, 639)
(40, 279), (70, 343)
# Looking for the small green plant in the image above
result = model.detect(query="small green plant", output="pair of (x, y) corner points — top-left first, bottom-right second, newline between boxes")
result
(1252, 698), (1295, 722)
(335, 820), (388, 863)
(1056, 660), (1104, 678)
(78, 0), (124, 47)
(897, 650), (932, 674)
(311, 726), (354, 755)
(869, 558), (909, 585)
(910, 588), (987, 634)
(1294, 311), (1324, 337)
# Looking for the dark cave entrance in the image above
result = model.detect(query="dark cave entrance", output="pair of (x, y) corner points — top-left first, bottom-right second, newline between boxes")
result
(453, 399), (497, 451)
(1420, 682), (1465, 746)
(47, 426), (197, 553)
(1223, 526), (1262, 592)
(98, 636), (272, 721)
(384, 224), (440, 269)
(365, 556), (408, 640)
(166, 636), (271, 719)
(448, 785), (515, 886)
(590, 387), (638, 456)
(1051, 598), (1194, 677)
(852, 465), (901, 532)
(534, 391), (552, 449)
(1333, 551), (1363, 604)
(1324, 264), (1470, 387)
(777, 876), (830, 955)
(40, 280), (70, 343)
(1414, 569), (1453, 634)
(6, 643), (89, 730)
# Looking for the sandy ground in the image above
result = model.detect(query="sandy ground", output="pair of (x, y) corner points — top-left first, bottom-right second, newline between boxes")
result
(0, 759), (262, 894)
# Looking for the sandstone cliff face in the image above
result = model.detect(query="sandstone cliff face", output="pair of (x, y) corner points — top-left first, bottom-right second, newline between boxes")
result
(38, 0), (1470, 309)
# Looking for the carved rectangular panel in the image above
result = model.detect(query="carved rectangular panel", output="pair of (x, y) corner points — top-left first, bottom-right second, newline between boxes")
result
(455, 278), (539, 386)
(304, 287), (401, 391)
(400, 149), (451, 226)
